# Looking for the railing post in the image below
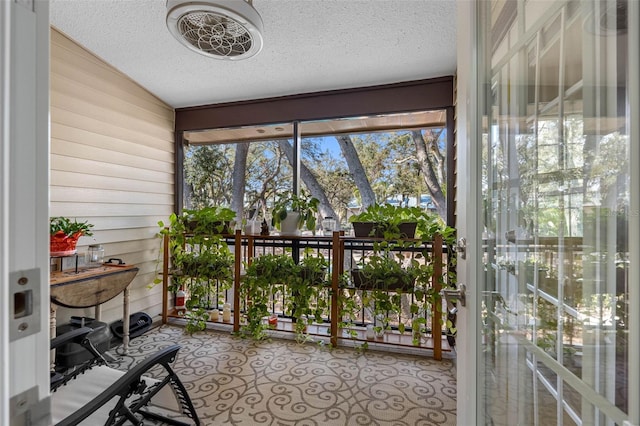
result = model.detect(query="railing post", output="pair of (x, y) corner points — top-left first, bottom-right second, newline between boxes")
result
(233, 229), (242, 333)
(330, 231), (342, 347)
(432, 233), (443, 360)
(162, 229), (169, 324)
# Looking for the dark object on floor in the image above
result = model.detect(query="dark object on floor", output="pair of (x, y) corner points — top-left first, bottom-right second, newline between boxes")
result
(110, 311), (153, 339)
(50, 327), (201, 425)
(56, 318), (112, 368)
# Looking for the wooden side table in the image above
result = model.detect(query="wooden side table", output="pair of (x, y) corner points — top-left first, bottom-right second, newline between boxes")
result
(50, 263), (139, 353)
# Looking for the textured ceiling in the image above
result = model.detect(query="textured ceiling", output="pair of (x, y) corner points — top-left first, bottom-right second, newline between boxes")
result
(49, 0), (457, 109)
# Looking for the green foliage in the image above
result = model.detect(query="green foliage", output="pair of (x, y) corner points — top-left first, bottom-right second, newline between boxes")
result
(182, 206), (236, 235)
(336, 287), (361, 343)
(183, 127), (450, 235)
(173, 244), (234, 282)
(240, 252), (329, 342)
(349, 203), (453, 241)
(184, 144), (234, 209)
(155, 207), (235, 334)
(303, 141), (356, 224)
(271, 190), (320, 232)
(183, 308), (209, 335)
(349, 203), (407, 223)
(240, 254), (297, 340)
(245, 253), (297, 284)
(50, 216), (94, 237)
(244, 141), (292, 219)
(289, 253), (329, 340)
(337, 233), (454, 347)
(353, 250), (416, 292)
(156, 206), (236, 278)
(411, 317), (427, 346)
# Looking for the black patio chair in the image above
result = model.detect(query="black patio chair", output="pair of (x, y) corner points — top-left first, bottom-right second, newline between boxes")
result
(50, 327), (200, 425)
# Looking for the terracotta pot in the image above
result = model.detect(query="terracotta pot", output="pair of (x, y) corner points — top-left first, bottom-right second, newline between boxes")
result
(50, 231), (83, 256)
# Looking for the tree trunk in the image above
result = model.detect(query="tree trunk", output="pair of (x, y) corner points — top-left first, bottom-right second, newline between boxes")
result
(231, 142), (250, 222)
(183, 181), (193, 210)
(277, 140), (340, 222)
(335, 135), (376, 208)
(411, 130), (447, 219)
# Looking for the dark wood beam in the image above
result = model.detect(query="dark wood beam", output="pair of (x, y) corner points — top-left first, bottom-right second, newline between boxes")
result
(175, 77), (454, 132)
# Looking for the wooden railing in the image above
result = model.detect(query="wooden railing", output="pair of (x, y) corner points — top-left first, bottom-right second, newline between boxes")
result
(161, 230), (452, 359)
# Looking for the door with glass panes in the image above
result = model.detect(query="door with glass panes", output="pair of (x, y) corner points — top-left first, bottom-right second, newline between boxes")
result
(458, 1), (639, 425)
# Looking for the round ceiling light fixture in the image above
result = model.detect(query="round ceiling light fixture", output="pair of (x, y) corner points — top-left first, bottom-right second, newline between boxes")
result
(166, 0), (264, 60)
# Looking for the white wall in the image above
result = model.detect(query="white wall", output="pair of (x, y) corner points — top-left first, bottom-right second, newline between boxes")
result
(50, 28), (175, 326)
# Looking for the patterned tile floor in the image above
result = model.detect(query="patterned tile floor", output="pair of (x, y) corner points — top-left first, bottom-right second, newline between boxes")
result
(110, 324), (457, 426)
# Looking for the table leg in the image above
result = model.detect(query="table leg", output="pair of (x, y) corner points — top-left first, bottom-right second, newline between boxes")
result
(50, 304), (57, 370)
(122, 286), (130, 354)
(94, 304), (102, 322)
(50, 304), (57, 339)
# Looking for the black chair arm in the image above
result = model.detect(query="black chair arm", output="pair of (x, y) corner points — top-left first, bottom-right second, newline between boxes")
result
(50, 327), (93, 351)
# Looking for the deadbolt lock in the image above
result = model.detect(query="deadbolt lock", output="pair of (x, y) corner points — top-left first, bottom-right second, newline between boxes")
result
(455, 237), (467, 259)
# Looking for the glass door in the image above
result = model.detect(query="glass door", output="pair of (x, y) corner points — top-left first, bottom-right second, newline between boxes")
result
(477, 0), (637, 424)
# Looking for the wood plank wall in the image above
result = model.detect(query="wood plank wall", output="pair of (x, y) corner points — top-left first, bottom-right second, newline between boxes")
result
(50, 28), (175, 326)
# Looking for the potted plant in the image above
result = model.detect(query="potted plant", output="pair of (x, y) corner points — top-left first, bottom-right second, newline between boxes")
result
(155, 209), (235, 334)
(182, 206), (236, 235)
(351, 251), (416, 292)
(349, 204), (424, 239)
(348, 239), (416, 342)
(178, 236), (234, 333)
(288, 253), (329, 341)
(172, 243), (234, 282)
(271, 190), (320, 235)
(240, 254), (297, 340)
(50, 216), (94, 256)
(154, 206), (235, 280)
(183, 308), (209, 335)
(297, 252), (328, 285)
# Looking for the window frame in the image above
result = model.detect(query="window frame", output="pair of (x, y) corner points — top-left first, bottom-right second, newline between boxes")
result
(174, 77), (457, 226)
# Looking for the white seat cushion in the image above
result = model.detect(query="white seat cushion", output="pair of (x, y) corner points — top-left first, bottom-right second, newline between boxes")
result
(51, 365), (181, 425)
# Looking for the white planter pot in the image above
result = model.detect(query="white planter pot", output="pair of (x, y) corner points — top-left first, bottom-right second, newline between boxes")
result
(279, 211), (300, 235)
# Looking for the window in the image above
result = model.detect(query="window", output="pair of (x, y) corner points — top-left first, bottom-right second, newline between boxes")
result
(181, 111), (451, 229)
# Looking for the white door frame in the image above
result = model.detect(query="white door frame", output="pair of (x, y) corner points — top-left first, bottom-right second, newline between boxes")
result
(628, 2), (640, 424)
(1, 0), (50, 424)
(455, 2), (481, 425)
(1, 0), (12, 423)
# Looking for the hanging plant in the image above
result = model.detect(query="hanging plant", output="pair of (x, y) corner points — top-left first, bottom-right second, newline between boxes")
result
(288, 253), (329, 341)
(182, 206), (236, 235)
(154, 208), (235, 334)
(240, 254), (297, 340)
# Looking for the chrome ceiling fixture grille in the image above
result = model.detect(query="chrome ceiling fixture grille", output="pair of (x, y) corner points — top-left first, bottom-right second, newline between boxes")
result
(167, 0), (264, 60)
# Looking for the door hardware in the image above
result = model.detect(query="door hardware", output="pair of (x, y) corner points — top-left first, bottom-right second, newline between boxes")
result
(456, 237), (467, 259)
(442, 284), (466, 307)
